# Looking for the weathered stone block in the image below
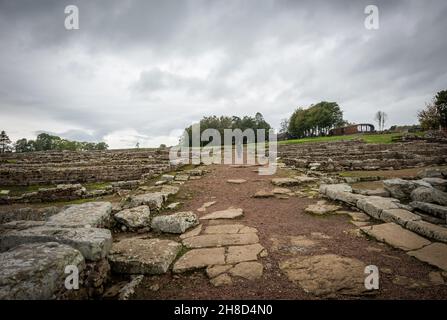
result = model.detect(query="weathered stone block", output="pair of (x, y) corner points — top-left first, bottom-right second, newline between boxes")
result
(380, 208), (421, 227)
(114, 205), (151, 229)
(0, 242), (85, 300)
(0, 222), (112, 261)
(356, 196), (400, 219)
(405, 220), (447, 243)
(129, 192), (165, 210)
(109, 238), (181, 274)
(151, 211), (198, 234)
(47, 201), (112, 228)
(360, 223), (430, 251)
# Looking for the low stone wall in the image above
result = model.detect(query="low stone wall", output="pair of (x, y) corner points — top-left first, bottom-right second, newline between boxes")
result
(0, 148), (176, 186)
(319, 183), (447, 243)
(279, 140), (447, 171)
(0, 184), (115, 205)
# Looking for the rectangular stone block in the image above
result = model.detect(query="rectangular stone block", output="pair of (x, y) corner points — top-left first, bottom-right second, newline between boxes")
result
(360, 222), (431, 251)
(405, 220), (447, 243)
(0, 223), (112, 261)
(356, 196), (400, 219)
(182, 233), (259, 248)
(380, 209), (421, 227)
(408, 243), (447, 271)
(47, 201), (112, 228)
(0, 242), (85, 299)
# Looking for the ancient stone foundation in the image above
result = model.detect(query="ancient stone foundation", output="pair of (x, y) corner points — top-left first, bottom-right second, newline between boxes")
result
(279, 140), (447, 171)
(0, 148), (175, 186)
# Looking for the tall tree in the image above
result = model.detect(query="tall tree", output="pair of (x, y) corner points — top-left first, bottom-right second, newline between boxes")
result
(418, 101), (440, 130)
(374, 111), (387, 131)
(287, 102), (344, 138)
(183, 113), (272, 146)
(14, 138), (34, 153)
(434, 90), (447, 130)
(13, 133), (108, 152)
(0, 130), (12, 153)
(279, 118), (289, 133)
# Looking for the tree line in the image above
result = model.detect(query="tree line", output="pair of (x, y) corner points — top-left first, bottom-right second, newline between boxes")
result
(183, 112), (271, 146)
(286, 101), (346, 138)
(0, 131), (108, 153)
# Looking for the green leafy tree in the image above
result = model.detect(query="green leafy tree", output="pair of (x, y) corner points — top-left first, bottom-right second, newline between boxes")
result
(417, 90), (447, 131)
(14, 138), (35, 153)
(0, 130), (12, 153)
(287, 102), (344, 138)
(94, 142), (109, 150)
(183, 113), (272, 146)
(13, 133), (108, 152)
(434, 90), (447, 130)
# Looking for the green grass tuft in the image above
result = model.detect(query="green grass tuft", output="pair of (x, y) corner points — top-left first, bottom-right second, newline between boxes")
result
(279, 133), (404, 145)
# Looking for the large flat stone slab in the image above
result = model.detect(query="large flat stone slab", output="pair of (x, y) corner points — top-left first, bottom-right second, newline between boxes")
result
(0, 242), (85, 299)
(0, 222), (112, 261)
(173, 248), (226, 273)
(405, 220), (447, 243)
(279, 254), (369, 297)
(320, 184), (352, 196)
(200, 208), (243, 220)
(380, 209), (421, 227)
(47, 201), (112, 228)
(203, 224), (244, 234)
(226, 243), (265, 264)
(182, 233), (259, 248)
(360, 223), (430, 251)
(356, 196), (400, 219)
(151, 211), (198, 234)
(229, 261), (263, 280)
(408, 243), (447, 271)
(320, 184), (365, 206)
(109, 237), (181, 274)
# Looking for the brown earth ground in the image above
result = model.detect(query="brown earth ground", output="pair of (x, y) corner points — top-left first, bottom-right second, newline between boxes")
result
(129, 164), (447, 300)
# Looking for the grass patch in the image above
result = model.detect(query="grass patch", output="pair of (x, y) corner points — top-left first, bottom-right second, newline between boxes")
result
(83, 182), (111, 191)
(55, 198), (97, 205)
(279, 133), (404, 145)
(0, 184), (56, 196)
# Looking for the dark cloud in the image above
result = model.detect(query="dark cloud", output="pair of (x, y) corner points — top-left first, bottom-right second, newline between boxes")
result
(0, 0), (446, 148)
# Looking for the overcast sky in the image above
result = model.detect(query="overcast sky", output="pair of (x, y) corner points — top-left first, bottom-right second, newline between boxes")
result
(1, 0), (446, 148)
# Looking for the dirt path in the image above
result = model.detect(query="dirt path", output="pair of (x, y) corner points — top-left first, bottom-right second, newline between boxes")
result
(134, 164), (447, 299)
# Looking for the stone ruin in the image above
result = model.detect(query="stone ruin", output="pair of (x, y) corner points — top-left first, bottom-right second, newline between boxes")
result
(1, 139), (447, 299)
(0, 166), (203, 299)
(0, 148), (178, 204)
(279, 140), (447, 171)
(0, 148), (174, 186)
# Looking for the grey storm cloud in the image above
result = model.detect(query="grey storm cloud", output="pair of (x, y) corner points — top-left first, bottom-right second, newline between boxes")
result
(0, 0), (447, 148)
